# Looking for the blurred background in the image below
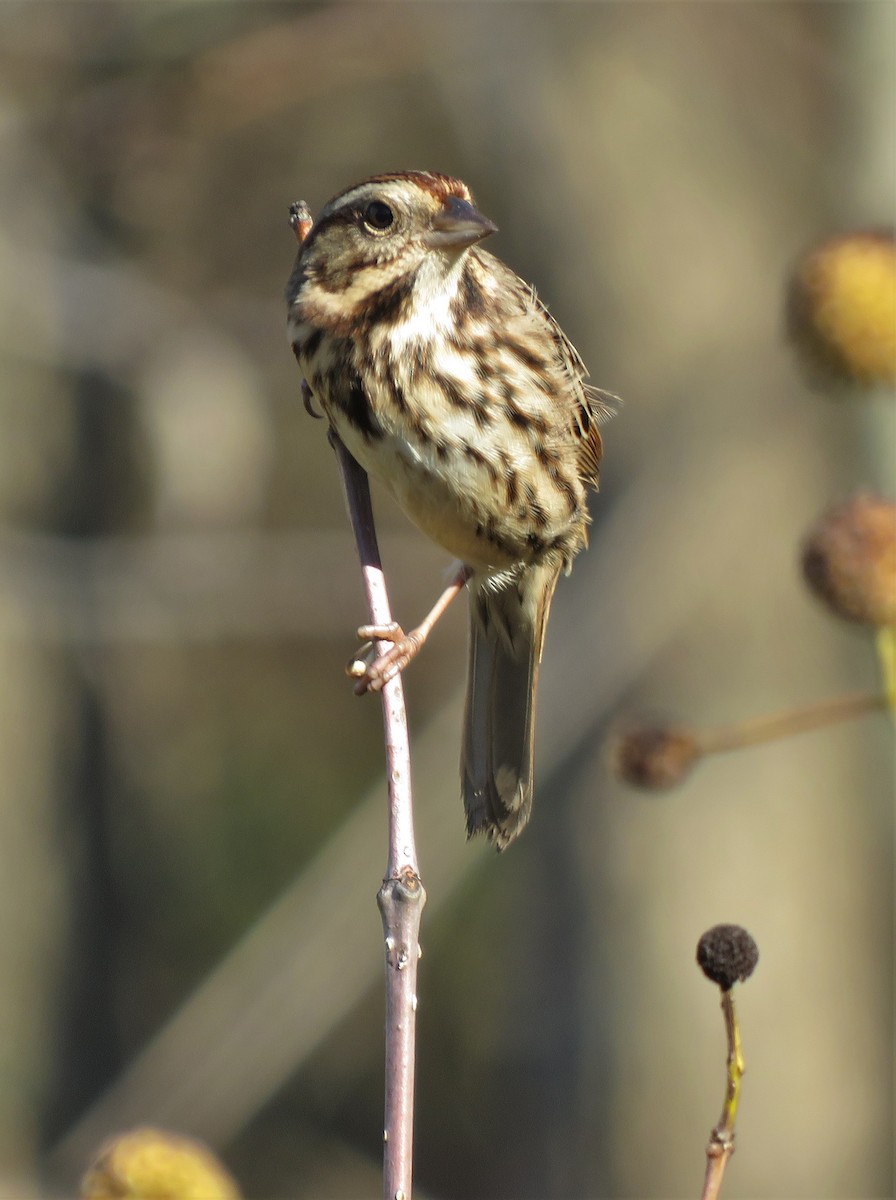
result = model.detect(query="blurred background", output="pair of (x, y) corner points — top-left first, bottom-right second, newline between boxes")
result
(0, 2), (893, 1197)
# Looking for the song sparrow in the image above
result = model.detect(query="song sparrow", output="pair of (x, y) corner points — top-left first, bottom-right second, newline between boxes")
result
(286, 171), (610, 848)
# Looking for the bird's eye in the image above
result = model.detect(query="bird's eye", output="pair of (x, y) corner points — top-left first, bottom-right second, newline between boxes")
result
(362, 200), (395, 232)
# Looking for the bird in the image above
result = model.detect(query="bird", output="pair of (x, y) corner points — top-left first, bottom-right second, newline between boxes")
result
(286, 171), (610, 848)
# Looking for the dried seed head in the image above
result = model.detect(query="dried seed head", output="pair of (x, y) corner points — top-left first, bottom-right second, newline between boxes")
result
(81, 1127), (241, 1200)
(802, 492), (896, 627)
(608, 720), (701, 790)
(697, 924), (759, 991)
(787, 230), (896, 386)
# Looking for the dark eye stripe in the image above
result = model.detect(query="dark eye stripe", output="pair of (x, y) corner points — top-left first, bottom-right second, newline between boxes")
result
(304, 199), (395, 244)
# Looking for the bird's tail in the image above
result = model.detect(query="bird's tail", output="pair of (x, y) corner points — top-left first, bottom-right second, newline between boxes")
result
(461, 562), (560, 849)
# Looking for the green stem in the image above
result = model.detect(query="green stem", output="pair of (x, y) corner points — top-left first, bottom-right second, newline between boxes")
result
(718, 989), (744, 1137)
(876, 626), (896, 717)
(700, 988), (745, 1200)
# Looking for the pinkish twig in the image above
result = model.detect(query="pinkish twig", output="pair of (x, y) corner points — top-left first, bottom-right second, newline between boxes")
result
(331, 432), (426, 1200)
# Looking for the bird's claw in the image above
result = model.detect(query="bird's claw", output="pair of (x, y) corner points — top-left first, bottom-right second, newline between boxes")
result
(347, 623), (421, 694)
(302, 379), (324, 419)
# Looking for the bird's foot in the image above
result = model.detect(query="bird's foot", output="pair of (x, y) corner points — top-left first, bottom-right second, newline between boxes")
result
(347, 623), (426, 694)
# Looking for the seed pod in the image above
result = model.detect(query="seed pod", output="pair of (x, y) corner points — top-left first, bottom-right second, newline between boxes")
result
(802, 492), (896, 627)
(697, 924), (759, 991)
(608, 720), (701, 790)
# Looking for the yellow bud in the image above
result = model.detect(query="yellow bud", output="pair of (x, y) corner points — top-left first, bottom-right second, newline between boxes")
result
(81, 1127), (241, 1200)
(788, 231), (896, 387)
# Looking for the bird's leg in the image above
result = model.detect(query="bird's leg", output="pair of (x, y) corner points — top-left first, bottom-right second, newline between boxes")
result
(348, 564), (471, 695)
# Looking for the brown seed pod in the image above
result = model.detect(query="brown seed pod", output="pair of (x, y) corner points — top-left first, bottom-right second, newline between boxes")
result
(787, 230), (896, 387)
(608, 719), (701, 790)
(802, 492), (896, 627)
(697, 924), (759, 991)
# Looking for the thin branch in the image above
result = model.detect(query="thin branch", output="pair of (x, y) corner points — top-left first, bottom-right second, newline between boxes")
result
(695, 689), (887, 755)
(331, 433), (425, 1200)
(700, 990), (745, 1200)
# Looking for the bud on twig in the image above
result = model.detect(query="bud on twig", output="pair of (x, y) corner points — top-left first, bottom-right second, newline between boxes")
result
(607, 687), (886, 791)
(696, 924), (759, 1200)
(288, 200), (314, 246)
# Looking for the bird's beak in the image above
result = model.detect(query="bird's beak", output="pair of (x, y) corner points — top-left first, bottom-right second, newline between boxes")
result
(425, 196), (498, 250)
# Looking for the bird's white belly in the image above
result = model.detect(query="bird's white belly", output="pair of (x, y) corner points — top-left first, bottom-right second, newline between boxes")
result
(328, 408), (518, 571)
